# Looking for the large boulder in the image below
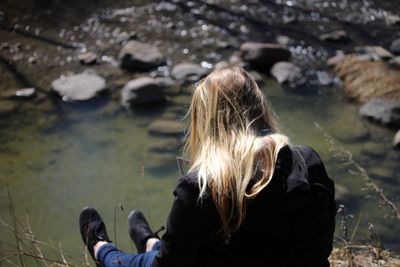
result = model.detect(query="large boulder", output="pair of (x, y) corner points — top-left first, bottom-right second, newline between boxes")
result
(171, 63), (208, 82)
(334, 55), (400, 103)
(148, 120), (185, 137)
(51, 72), (106, 101)
(239, 42), (291, 69)
(119, 40), (165, 71)
(359, 98), (400, 127)
(121, 77), (165, 106)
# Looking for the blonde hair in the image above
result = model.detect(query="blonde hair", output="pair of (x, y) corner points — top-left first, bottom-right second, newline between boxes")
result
(184, 67), (289, 238)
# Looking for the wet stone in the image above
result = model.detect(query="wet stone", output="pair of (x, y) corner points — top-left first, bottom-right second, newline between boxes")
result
(359, 98), (400, 127)
(330, 115), (370, 142)
(119, 40), (165, 71)
(121, 77), (165, 106)
(148, 120), (185, 137)
(385, 14), (400, 26)
(171, 63), (208, 82)
(51, 72), (107, 101)
(214, 60), (230, 69)
(155, 77), (180, 95)
(239, 42), (291, 69)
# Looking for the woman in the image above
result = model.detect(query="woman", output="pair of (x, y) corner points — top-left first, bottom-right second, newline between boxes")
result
(79, 66), (336, 267)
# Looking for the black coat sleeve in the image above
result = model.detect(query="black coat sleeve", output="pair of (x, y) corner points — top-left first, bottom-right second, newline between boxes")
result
(152, 174), (206, 267)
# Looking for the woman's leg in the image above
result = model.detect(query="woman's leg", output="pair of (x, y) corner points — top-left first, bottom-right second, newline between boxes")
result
(95, 241), (161, 267)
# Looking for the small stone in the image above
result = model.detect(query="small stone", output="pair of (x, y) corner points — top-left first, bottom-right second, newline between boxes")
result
(248, 71), (263, 83)
(228, 53), (244, 66)
(121, 77), (165, 106)
(148, 138), (182, 153)
(155, 77), (180, 95)
(359, 98), (400, 127)
(283, 13), (297, 24)
(148, 120), (185, 137)
(390, 39), (400, 55)
(319, 30), (349, 43)
(388, 56), (400, 69)
(51, 72), (107, 101)
(270, 61), (304, 87)
(276, 35), (291, 46)
(239, 42), (291, 69)
(385, 14), (400, 26)
(394, 130), (400, 148)
(119, 40), (166, 71)
(15, 88), (36, 98)
(171, 63), (208, 81)
(214, 61), (230, 69)
(78, 52), (97, 65)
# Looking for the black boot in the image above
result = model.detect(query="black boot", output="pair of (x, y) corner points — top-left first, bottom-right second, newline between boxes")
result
(128, 210), (164, 253)
(79, 207), (111, 266)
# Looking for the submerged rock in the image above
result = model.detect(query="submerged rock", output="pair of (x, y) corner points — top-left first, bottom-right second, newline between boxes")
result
(361, 142), (388, 158)
(121, 77), (165, 106)
(119, 40), (165, 71)
(334, 55), (400, 102)
(0, 100), (19, 116)
(359, 98), (400, 127)
(329, 113), (370, 142)
(148, 138), (182, 153)
(239, 42), (291, 69)
(51, 72), (106, 101)
(319, 30), (349, 43)
(390, 39), (400, 55)
(270, 61), (304, 87)
(171, 63), (208, 82)
(394, 130), (400, 148)
(148, 120), (185, 137)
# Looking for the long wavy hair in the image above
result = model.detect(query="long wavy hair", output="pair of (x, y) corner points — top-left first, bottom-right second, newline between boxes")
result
(184, 67), (289, 238)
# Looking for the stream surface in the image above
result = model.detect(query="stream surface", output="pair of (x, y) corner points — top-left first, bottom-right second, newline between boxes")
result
(0, 0), (400, 264)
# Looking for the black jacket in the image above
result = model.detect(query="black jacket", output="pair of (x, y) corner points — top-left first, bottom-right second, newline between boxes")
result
(153, 145), (336, 267)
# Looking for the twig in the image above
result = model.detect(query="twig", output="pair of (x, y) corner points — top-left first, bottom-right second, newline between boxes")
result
(314, 122), (400, 222)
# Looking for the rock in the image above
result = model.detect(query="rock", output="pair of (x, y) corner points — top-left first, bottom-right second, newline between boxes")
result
(270, 61), (304, 87)
(334, 55), (400, 103)
(385, 14), (400, 26)
(15, 88), (36, 99)
(119, 40), (165, 71)
(276, 35), (291, 47)
(0, 100), (19, 116)
(283, 12), (297, 24)
(148, 138), (182, 153)
(145, 154), (177, 175)
(390, 39), (400, 55)
(355, 46), (393, 60)
(51, 72), (106, 101)
(319, 30), (349, 43)
(228, 53), (244, 66)
(239, 42), (291, 69)
(359, 98), (400, 127)
(148, 120), (185, 137)
(361, 142), (387, 158)
(330, 114), (370, 142)
(394, 130), (400, 148)
(171, 63), (208, 81)
(78, 52), (97, 65)
(369, 167), (396, 185)
(248, 71), (263, 83)
(121, 77), (165, 106)
(214, 60), (230, 69)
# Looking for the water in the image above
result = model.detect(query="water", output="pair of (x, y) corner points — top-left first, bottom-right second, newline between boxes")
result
(1, 0), (399, 265)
